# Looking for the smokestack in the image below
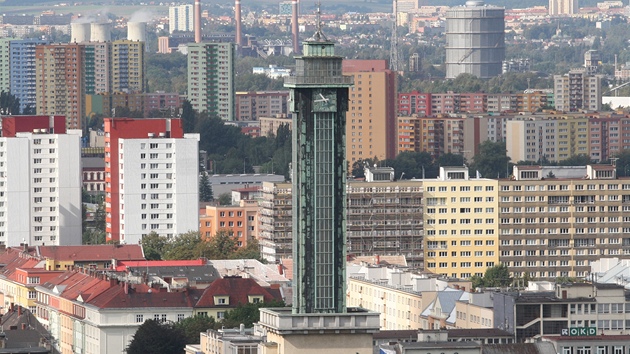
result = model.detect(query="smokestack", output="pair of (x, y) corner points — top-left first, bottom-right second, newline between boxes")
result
(194, 0), (202, 43)
(235, 0), (242, 47)
(292, 0), (299, 54)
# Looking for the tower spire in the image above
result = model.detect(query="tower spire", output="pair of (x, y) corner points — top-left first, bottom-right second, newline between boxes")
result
(312, 1), (328, 42)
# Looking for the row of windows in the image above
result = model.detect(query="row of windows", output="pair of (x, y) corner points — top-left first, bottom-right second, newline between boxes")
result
(426, 185), (494, 192)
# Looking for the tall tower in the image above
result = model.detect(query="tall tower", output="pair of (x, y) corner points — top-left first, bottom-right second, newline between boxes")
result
(235, 0), (242, 47)
(255, 7), (380, 352)
(285, 8), (352, 314)
(389, 0), (400, 71)
(291, 0), (300, 55)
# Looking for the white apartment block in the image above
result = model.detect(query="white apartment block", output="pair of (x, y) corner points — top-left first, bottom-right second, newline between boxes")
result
(168, 5), (194, 33)
(0, 130), (82, 246)
(117, 134), (199, 244)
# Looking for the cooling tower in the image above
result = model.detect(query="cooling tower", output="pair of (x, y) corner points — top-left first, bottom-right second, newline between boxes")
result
(90, 22), (112, 42)
(445, 0), (505, 79)
(127, 22), (147, 42)
(71, 23), (91, 43)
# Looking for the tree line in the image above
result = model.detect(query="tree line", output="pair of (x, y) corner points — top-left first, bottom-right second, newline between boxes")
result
(140, 230), (263, 262)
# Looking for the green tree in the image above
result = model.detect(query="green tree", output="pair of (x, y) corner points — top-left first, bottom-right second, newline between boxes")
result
(217, 193), (232, 205)
(222, 300), (286, 328)
(181, 100), (196, 134)
(82, 229), (105, 245)
(204, 229), (238, 259)
(199, 173), (213, 202)
(436, 153), (465, 167)
(233, 238), (263, 261)
(469, 141), (511, 179)
(140, 232), (168, 261)
(127, 320), (186, 354)
(174, 315), (217, 344)
(557, 154), (592, 166)
(481, 264), (512, 288)
(615, 149), (630, 177)
(162, 231), (204, 260)
(0, 91), (20, 115)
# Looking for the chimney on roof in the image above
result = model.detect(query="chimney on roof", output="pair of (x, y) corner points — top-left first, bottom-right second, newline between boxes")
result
(20, 323), (26, 330)
(165, 119), (171, 138)
(17, 306), (21, 317)
(22, 243), (28, 253)
(49, 115), (54, 133)
(0, 332), (6, 348)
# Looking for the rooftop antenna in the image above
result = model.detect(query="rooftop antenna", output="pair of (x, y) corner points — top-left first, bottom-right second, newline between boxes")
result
(313, 1), (328, 41)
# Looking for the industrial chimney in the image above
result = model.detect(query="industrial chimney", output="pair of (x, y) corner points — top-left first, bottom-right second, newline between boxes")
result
(235, 0), (242, 47)
(292, 0), (300, 54)
(194, 0), (202, 43)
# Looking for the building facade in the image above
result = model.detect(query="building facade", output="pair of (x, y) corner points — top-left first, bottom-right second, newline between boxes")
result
(200, 201), (259, 247)
(422, 167), (500, 279)
(554, 69), (601, 112)
(104, 118), (199, 244)
(549, 0), (578, 15)
(35, 43), (86, 129)
(498, 164), (627, 280)
(0, 117), (82, 246)
(235, 91), (289, 121)
(111, 40), (146, 93)
(169, 4), (194, 33)
(9, 39), (48, 114)
(187, 42), (235, 121)
(342, 59), (397, 163)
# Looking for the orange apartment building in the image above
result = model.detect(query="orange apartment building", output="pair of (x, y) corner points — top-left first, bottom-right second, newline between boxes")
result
(199, 200), (259, 247)
(342, 60), (397, 163)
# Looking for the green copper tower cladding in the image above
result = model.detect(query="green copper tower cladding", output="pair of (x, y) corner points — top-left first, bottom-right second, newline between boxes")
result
(285, 24), (353, 314)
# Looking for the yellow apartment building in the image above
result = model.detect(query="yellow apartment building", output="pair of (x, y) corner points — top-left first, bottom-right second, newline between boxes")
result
(423, 167), (500, 279)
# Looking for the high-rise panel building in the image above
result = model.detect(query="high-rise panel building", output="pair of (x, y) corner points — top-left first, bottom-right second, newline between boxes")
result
(342, 59), (397, 164)
(554, 68), (601, 112)
(499, 164), (621, 280)
(549, 0), (578, 15)
(35, 43), (86, 129)
(104, 118), (199, 244)
(0, 116), (82, 246)
(9, 39), (48, 114)
(83, 42), (111, 95)
(445, 1), (505, 79)
(169, 5), (194, 34)
(187, 42), (235, 121)
(112, 40), (145, 93)
(422, 167), (500, 279)
(0, 38), (15, 95)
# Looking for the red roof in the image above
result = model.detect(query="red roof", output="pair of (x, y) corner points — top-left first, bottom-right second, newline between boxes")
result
(195, 276), (281, 308)
(40, 270), (203, 309)
(114, 259), (206, 272)
(35, 245), (145, 262)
